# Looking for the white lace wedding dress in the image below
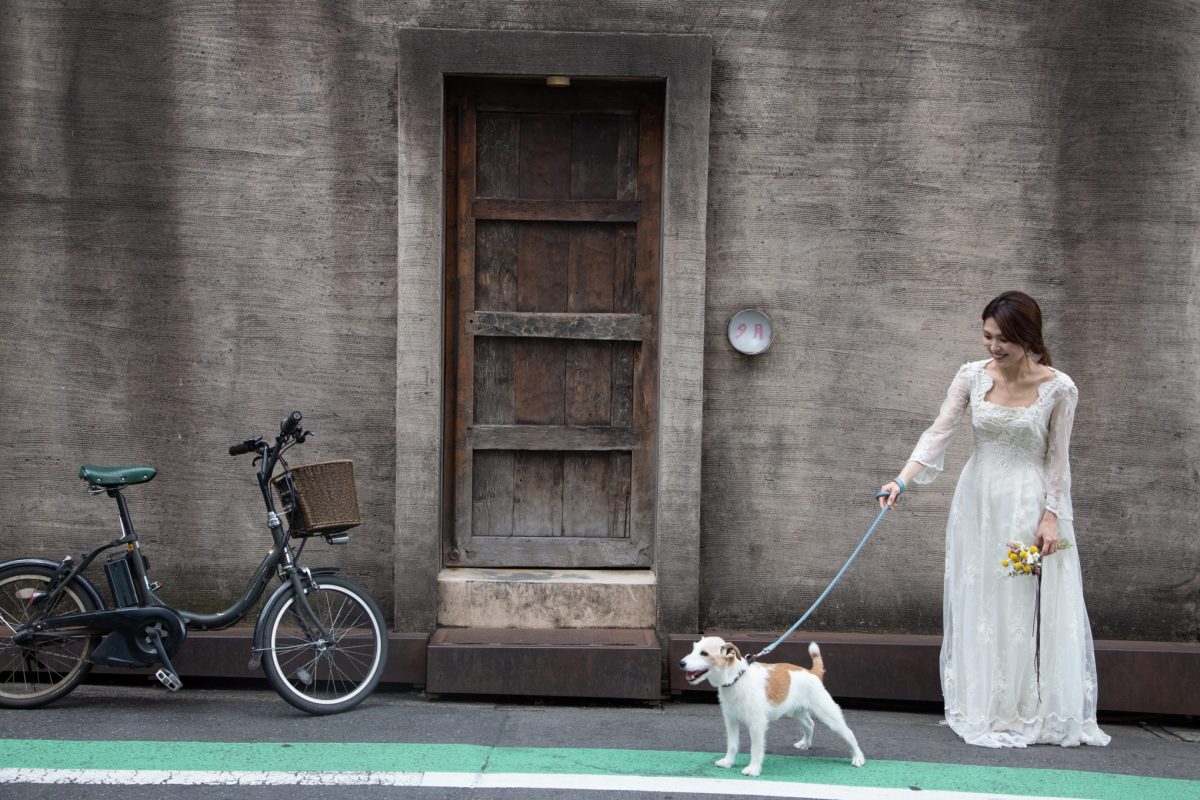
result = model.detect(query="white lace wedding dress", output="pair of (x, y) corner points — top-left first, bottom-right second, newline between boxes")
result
(909, 359), (1110, 748)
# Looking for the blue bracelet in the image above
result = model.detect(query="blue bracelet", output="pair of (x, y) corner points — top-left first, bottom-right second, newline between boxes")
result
(894, 476), (907, 494)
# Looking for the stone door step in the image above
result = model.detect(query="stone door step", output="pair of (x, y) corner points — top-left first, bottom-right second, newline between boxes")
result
(427, 627), (662, 700)
(437, 568), (656, 629)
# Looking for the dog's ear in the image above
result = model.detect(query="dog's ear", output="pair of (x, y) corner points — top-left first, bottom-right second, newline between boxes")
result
(721, 643), (742, 663)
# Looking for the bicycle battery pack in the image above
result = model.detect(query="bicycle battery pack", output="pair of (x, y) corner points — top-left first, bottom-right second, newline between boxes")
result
(104, 552), (139, 607)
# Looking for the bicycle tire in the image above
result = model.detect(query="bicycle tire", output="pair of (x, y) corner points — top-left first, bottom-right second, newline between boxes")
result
(259, 576), (387, 715)
(0, 564), (99, 709)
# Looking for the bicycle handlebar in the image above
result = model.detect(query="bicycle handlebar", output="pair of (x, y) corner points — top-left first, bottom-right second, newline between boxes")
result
(281, 411), (303, 436)
(229, 436), (264, 456)
(228, 412), (305, 458)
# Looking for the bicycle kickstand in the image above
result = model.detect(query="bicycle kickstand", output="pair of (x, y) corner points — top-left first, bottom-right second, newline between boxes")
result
(144, 626), (183, 692)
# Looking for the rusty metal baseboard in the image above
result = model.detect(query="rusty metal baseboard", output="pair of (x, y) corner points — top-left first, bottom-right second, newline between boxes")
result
(92, 630), (429, 685)
(667, 632), (1200, 716)
(426, 628), (662, 700)
(668, 632), (942, 702)
(89, 628), (1199, 714)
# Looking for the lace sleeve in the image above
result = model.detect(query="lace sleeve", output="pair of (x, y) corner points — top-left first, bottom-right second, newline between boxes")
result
(907, 363), (972, 484)
(1044, 378), (1077, 521)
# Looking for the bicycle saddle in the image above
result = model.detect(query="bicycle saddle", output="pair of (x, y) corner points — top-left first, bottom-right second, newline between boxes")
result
(78, 464), (157, 487)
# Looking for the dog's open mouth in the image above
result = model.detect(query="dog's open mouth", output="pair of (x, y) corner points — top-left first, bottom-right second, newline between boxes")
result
(684, 668), (708, 683)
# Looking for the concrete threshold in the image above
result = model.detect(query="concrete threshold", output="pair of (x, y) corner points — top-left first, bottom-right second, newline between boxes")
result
(437, 568), (656, 629)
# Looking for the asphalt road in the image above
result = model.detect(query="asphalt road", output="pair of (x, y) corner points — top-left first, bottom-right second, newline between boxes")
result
(0, 680), (1197, 799)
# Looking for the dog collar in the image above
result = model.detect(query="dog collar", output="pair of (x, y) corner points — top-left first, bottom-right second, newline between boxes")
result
(720, 665), (748, 688)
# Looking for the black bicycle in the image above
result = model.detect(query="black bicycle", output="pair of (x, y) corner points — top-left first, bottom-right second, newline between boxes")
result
(0, 411), (388, 715)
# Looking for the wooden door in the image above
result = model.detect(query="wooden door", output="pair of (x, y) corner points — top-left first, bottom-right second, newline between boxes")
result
(443, 78), (662, 568)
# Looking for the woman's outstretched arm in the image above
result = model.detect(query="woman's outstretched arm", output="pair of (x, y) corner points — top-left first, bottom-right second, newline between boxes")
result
(879, 362), (972, 509)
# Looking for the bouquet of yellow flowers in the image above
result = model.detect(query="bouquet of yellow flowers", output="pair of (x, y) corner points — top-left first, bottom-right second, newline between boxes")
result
(1001, 540), (1072, 577)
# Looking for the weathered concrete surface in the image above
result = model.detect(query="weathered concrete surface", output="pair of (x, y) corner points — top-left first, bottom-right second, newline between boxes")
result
(437, 568), (656, 629)
(1, 1), (1197, 645)
(0, 3), (398, 617)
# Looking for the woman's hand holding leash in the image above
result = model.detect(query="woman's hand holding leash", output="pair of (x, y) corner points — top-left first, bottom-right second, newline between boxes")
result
(879, 461), (923, 509)
(878, 477), (906, 509)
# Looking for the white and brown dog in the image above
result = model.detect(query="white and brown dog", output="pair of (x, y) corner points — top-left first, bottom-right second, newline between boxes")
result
(680, 636), (865, 776)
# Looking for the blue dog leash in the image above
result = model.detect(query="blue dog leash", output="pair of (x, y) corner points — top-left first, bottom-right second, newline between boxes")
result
(744, 488), (899, 664)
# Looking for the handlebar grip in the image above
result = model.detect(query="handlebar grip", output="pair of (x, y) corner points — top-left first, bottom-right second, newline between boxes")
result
(229, 441), (255, 456)
(281, 411), (302, 435)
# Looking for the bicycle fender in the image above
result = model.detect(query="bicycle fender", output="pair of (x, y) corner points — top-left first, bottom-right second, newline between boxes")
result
(248, 568), (340, 671)
(0, 557), (105, 610)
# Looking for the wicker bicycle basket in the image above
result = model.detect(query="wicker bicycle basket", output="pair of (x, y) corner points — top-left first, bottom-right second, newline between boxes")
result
(272, 460), (361, 537)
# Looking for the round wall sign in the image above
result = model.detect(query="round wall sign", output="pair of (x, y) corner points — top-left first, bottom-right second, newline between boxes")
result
(727, 309), (773, 355)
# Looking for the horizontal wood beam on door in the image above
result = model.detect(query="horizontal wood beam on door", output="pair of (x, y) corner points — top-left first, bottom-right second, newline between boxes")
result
(472, 198), (640, 222)
(469, 311), (651, 341)
(470, 424), (639, 451)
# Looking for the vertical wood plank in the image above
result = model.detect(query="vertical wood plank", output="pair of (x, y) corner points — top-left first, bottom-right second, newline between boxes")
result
(610, 108), (640, 538)
(564, 116), (621, 538)
(629, 99), (664, 562)
(519, 114), (571, 200)
(609, 225), (638, 539)
(476, 112), (520, 199)
(571, 115), (619, 200)
(564, 229), (616, 538)
(471, 110), (520, 538)
(513, 223), (567, 537)
(453, 100), (479, 554)
(616, 115), (638, 201)
(473, 223), (518, 536)
(513, 113), (571, 537)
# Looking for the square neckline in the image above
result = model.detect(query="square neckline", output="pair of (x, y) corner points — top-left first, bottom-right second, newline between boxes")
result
(978, 360), (1059, 410)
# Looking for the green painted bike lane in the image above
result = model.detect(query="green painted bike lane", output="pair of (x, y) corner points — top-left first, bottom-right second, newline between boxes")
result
(2, 739), (1198, 799)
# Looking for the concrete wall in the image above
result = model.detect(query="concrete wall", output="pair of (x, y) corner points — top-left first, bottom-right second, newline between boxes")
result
(1, 1), (1196, 642)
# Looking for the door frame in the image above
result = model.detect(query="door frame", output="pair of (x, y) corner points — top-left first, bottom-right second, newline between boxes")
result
(396, 29), (712, 638)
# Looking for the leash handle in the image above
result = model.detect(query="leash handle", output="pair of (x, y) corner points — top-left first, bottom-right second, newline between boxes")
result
(747, 493), (892, 663)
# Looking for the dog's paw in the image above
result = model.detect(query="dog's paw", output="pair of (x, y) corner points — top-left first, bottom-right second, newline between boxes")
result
(715, 757), (734, 769)
(741, 764), (762, 777)
(792, 738), (811, 750)
(851, 753), (866, 768)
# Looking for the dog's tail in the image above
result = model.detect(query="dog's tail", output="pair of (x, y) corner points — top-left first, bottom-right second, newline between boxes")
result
(808, 642), (826, 683)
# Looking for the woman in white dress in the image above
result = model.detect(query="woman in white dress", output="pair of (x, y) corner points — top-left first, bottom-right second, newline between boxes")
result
(879, 291), (1110, 748)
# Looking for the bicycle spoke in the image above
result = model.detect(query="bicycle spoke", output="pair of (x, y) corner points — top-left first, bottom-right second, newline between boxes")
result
(0, 606), (27, 634)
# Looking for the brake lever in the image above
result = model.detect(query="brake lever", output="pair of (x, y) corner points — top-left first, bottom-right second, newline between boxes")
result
(296, 429), (313, 444)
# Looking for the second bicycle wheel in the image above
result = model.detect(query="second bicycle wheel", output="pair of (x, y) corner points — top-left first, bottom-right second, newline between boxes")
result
(259, 576), (387, 715)
(0, 564), (99, 709)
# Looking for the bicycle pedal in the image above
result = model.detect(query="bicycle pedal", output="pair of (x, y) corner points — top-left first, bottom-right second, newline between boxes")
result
(155, 668), (183, 692)
(149, 581), (163, 592)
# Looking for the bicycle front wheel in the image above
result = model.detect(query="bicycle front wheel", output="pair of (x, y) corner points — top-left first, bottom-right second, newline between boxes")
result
(0, 565), (99, 709)
(260, 576), (387, 715)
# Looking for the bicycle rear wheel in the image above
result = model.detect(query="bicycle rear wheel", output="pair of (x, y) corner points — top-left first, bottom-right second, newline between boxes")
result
(260, 576), (387, 715)
(0, 565), (99, 708)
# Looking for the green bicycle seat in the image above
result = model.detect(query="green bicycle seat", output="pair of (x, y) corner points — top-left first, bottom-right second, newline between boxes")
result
(78, 464), (157, 488)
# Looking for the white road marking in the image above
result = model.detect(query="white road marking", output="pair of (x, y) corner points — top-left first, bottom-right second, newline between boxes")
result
(0, 768), (1079, 799)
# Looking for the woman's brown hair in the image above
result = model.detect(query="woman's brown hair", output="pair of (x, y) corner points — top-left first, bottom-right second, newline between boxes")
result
(982, 291), (1052, 367)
